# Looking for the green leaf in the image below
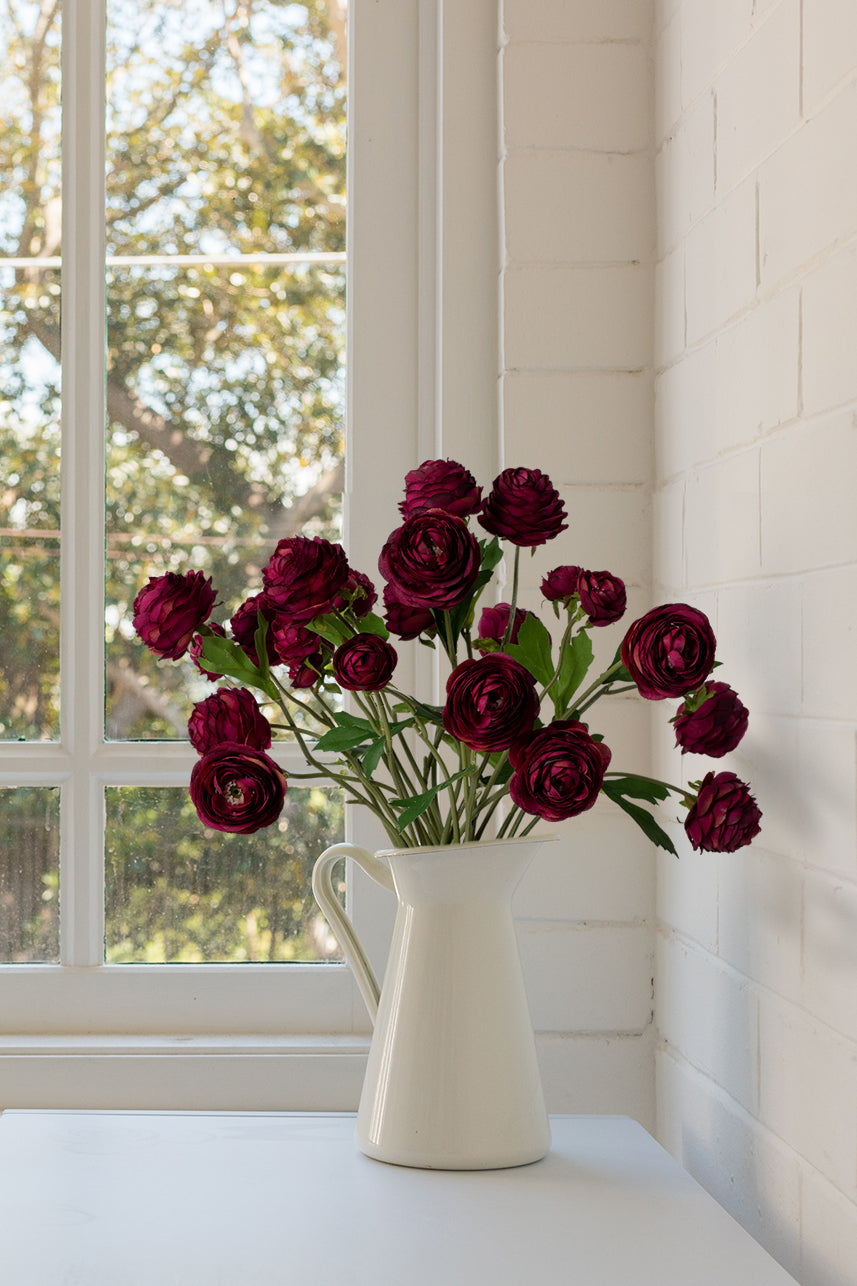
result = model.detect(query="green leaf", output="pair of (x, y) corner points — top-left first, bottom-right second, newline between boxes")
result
(194, 631), (277, 699)
(552, 629), (594, 714)
(601, 779), (677, 855)
(359, 736), (387, 779)
(253, 611), (271, 685)
(608, 644), (634, 686)
(603, 773), (670, 805)
(478, 536), (503, 575)
(505, 613), (554, 687)
(332, 711), (375, 734)
(314, 725), (375, 753)
(392, 699), (445, 726)
(391, 766), (475, 829)
(307, 613), (351, 646)
(357, 611), (390, 640)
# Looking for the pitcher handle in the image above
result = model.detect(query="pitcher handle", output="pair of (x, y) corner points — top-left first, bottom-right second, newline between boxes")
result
(312, 842), (394, 1023)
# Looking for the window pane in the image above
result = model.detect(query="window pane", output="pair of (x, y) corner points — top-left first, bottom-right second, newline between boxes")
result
(103, 0), (346, 740)
(0, 787), (60, 961)
(0, 0), (62, 741)
(104, 784), (344, 962)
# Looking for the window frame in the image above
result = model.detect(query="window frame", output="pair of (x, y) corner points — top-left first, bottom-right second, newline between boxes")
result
(0, 0), (499, 1106)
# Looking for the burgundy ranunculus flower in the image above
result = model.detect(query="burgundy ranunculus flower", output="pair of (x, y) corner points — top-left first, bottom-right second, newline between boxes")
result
(288, 653), (326, 688)
(189, 742), (287, 834)
(478, 467), (568, 547)
(684, 771), (762, 852)
(188, 687), (272, 756)
(542, 566), (581, 604)
(577, 569), (627, 627)
(230, 595), (278, 667)
(509, 720), (612, 822)
(673, 682), (749, 758)
(399, 458), (483, 520)
(442, 654), (539, 753)
(379, 510), (480, 611)
(333, 570), (377, 619)
(132, 570), (216, 660)
(333, 634), (398, 692)
(269, 618), (321, 668)
(383, 585), (436, 640)
(190, 622), (226, 681)
(475, 602), (531, 652)
(621, 603), (716, 700)
(263, 536), (350, 623)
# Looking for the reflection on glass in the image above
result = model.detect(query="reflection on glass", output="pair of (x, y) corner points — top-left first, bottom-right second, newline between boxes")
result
(104, 783), (344, 962)
(103, 0), (346, 741)
(0, 787), (60, 961)
(0, 0), (62, 739)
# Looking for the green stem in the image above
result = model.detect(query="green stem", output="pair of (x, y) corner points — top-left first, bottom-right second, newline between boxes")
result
(442, 610), (457, 666)
(568, 660), (626, 718)
(537, 615), (576, 705)
(501, 545), (521, 650)
(574, 683), (636, 718)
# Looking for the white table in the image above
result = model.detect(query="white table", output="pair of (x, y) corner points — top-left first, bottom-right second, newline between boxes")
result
(0, 1111), (798, 1285)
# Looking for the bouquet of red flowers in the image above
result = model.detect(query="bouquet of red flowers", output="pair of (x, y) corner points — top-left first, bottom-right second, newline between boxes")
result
(133, 460), (761, 855)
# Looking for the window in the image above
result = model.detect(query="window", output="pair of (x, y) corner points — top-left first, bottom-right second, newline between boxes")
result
(0, 0), (497, 1105)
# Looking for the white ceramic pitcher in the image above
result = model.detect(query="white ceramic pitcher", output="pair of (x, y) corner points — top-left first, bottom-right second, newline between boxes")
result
(312, 832), (554, 1170)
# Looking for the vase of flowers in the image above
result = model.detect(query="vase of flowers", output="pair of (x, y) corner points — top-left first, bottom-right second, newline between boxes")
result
(133, 459), (762, 1167)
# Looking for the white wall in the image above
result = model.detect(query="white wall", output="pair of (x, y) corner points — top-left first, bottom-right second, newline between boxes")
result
(654, 2), (857, 1283)
(499, 1), (657, 1127)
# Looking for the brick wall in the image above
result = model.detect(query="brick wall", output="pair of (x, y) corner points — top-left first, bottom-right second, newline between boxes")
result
(499, 1), (657, 1126)
(654, 2), (857, 1282)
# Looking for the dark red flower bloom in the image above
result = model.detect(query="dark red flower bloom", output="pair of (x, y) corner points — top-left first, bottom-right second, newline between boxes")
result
(475, 602), (531, 652)
(542, 566), (581, 603)
(379, 510), (480, 611)
(577, 569), (627, 626)
(230, 595), (278, 668)
(478, 467), (568, 547)
(262, 536), (350, 623)
(333, 634), (398, 692)
(399, 458), (483, 519)
(190, 622), (226, 681)
(673, 682), (749, 758)
(188, 687), (272, 756)
(442, 654), (539, 752)
(132, 570), (216, 660)
(382, 585), (436, 640)
(684, 771), (761, 852)
(269, 618), (321, 668)
(621, 603), (716, 700)
(333, 570), (377, 619)
(288, 654), (326, 688)
(189, 742), (287, 834)
(509, 720), (612, 822)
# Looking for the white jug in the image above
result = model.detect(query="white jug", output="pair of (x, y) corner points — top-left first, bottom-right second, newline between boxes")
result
(312, 832), (554, 1170)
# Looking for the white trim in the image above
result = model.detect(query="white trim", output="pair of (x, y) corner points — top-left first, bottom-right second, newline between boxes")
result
(61, 0), (108, 970)
(2, 253), (346, 269)
(1, 0), (501, 1105)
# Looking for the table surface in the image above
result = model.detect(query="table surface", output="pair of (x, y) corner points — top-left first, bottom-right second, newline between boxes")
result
(0, 1111), (799, 1286)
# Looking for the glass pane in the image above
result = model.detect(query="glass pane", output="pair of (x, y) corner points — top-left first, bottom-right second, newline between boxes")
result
(103, 0), (346, 740)
(104, 784), (344, 962)
(0, 787), (60, 961)
(0, 0), (62, 740)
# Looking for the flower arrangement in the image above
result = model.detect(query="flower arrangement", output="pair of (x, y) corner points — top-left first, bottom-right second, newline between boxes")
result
(133, 460), (762, 855)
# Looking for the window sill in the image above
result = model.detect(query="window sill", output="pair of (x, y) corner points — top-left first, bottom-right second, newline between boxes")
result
(0, 1034), (370, 1110)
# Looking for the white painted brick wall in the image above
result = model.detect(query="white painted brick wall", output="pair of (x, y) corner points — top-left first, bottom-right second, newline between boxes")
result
(500, 0), (655, 1129)
(655, 0), (857, 1281)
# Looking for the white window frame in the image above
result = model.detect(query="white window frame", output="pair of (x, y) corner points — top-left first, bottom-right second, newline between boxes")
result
(0, 0), (498, 1107)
